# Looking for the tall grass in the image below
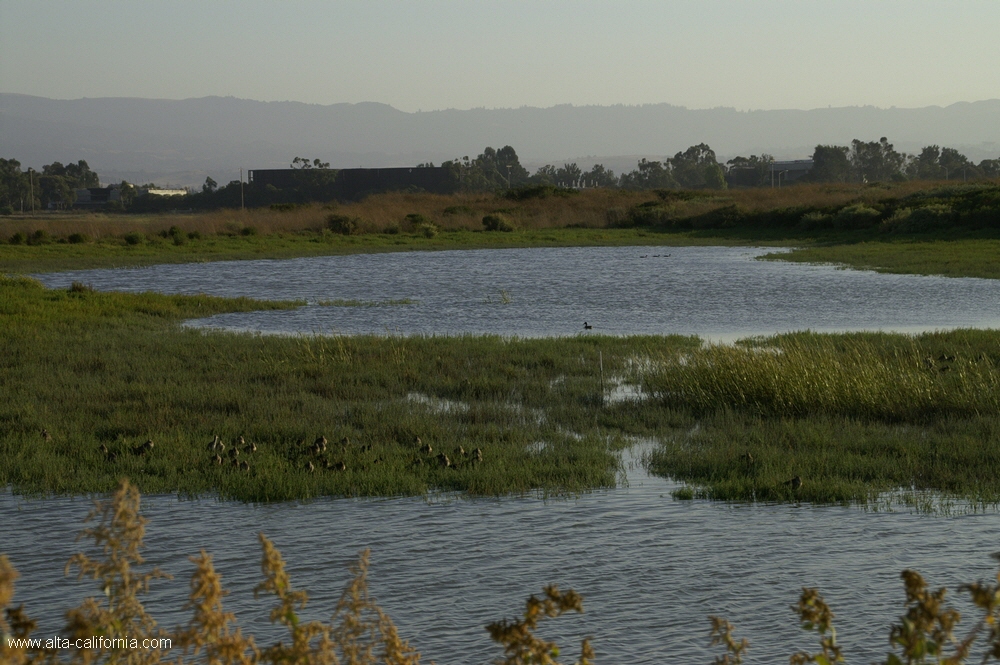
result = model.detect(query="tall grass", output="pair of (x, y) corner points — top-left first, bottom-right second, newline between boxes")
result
(637, 331), (1000, 504)
(2, 480), (999, 665)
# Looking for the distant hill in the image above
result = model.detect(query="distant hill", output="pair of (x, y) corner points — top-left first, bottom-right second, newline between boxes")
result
(2, 93), (998, 188)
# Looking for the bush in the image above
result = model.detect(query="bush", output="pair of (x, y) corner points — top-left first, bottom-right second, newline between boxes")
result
(382, 223), (400, 235)
(327, 213), (360, 235)
(123, 232), (144, 245)
(187, 231), (201, 240)
(482, 213), (517, 232)
(0, 204), (13, 216)
(8, 232), (26, 245)
(799, 211), (833, 231)
(502, 184), (577, 201)
(443, 205), (475, 215)
(833, 203), (881, 230)
(27, 230), (50, 245)
(405, 213), (439, 238)
(67, 233), (90, 244)
(240, 226), (258, 236)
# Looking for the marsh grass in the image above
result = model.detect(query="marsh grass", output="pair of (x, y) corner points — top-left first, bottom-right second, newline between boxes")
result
(638, 331), (1000, 504)
(0, 275), (658, 501)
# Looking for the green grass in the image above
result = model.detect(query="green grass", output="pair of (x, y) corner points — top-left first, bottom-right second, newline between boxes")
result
(1, 275), (699, 501)
(637, 330), (1000, 505)
(763, 237), (1000, 280)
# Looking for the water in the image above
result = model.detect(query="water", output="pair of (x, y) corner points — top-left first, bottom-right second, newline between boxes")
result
(15, 246), (1000, 662)
(33, 246), (1000, 339)
(4, 455), (999, 664)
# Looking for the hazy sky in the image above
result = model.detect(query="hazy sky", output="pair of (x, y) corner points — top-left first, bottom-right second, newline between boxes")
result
(2, 0), (998, 112)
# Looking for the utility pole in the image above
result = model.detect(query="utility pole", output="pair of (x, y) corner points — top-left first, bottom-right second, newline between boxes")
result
(28, 168), (34, 214)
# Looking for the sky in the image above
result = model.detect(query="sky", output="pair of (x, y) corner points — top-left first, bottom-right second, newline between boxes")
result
(1, 0), (998, 112)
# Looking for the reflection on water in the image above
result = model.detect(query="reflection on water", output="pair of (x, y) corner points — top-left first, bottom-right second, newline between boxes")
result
(34, 246), (1000, 338)
(4, 453), (998, 665)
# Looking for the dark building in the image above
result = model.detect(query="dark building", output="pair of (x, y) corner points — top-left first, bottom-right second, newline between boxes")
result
(247, 166), (459, 199)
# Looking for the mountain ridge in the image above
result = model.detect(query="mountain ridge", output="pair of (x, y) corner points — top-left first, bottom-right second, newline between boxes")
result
(2, 93), (998, 187)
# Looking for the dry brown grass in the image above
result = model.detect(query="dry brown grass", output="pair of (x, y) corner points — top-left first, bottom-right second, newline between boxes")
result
(0, 180), (974, 242)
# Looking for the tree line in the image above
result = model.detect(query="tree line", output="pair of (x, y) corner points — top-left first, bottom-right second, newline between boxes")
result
(3, 138), (999, 214)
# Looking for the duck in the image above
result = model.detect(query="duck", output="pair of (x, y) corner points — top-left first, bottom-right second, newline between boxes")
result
(786, 475), (803, 490)
(583, 322), (593, 330)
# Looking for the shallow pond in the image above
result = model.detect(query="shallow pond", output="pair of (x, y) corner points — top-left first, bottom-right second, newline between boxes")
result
(4, 455), (999, 665)
(34, 245), (1000, 338)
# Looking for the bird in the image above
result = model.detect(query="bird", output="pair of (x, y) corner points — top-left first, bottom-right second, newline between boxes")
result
(133, 439), (154, 456)
(208, 435), (221, 452)
(472, 447), (484, 463)
(228, 446), (240, 459)
(306, 461), (315, 473)
(245, 441), (257, 453)
(437, 453), (451, 468)
(583, 322), (593, 330)
(41, 428), (52, 441)
(742, 451), (754, 465)
(329, 460), (347, 471)
(786, 475), (803, 490)
(457, 445), (466, 457)
(420, 442), (433, 454)
(213, 454), (223, 466)
(239, 460), (250, 471)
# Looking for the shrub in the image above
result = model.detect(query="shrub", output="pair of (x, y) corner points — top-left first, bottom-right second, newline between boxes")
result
(0, 204), (13, 215)
(270, 203), (300, 212)
(8, 232), (26, 245)
(67, 233), (90, 244)
(502, 184), (578, 201)
(187, 231), (201, 240)
(443, 205), (475, 215)
(833, 203), (881, 230)
(327, 213), (361, 235)
(382, 223), (400, 235)
(240, 226), (257, 236)
(405, 213), (439, 238)
(482, 213), (517, 232)
(27, 230), (50, 245)
(123, 232), (144, 245)
(799, 211), (833, 231)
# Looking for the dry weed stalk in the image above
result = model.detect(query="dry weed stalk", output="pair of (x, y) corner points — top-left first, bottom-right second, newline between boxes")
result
(63, 479), (171, 665)
(709, 616), (748, 665)
(253, 538), (419, 665)
(485, 585), (592, 665)
(174, 550), (258, 665)
(790, 588), (843, 665)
